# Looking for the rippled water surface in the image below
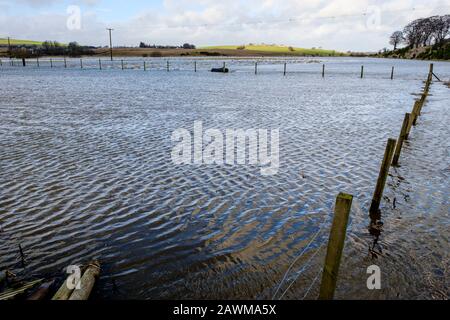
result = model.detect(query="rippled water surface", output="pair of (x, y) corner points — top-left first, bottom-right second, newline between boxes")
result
(0, 57), (449, 299)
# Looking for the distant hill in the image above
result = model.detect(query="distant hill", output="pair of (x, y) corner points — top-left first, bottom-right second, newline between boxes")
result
(200, 44), (345, 56)
(0, 38), (43, 46)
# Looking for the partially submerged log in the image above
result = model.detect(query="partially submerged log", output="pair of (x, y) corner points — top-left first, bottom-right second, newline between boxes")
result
(0, 279), (43, 300)
(211, 67), (229, 73)
(68, 261), (101, 300)
(27, 279), (55, 300)
(0, 271), (7, 286)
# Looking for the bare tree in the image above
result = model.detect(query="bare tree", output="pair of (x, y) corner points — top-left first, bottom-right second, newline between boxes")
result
(403, 15), (450, 48)
(430, 15), (450, 45)
(389, 31), (404, 50)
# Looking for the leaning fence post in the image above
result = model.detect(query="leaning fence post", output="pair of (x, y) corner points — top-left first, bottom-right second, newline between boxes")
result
(392, 113), (411, 166)
(390, 66), (394, 80)
(369, 138), (396, 221)
(318, 192), (353, 300)
(405, 101), (419, 138)
(360, 65), (364, 78)
(412, 100), (421, 126)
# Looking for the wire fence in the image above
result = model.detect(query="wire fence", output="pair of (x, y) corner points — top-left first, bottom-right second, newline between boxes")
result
(0, 57), (416, 80)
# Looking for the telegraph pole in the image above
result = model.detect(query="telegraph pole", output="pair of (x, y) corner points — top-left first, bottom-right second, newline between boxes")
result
(106, 28), (114, 61)
(7, 37), (11, 58)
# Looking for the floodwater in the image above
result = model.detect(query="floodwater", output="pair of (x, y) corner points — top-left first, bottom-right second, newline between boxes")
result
(0, 57), (448, 299)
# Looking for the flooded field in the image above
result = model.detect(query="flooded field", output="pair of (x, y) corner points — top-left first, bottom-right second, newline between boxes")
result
(0, 57), (448, 299)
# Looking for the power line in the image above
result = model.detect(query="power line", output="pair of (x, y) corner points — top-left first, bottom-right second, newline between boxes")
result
(137, 6), (450, 30)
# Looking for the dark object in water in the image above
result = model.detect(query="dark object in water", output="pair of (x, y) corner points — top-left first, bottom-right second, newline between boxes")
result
(211, 67), (229, 73)
(27, 279), (55, 300)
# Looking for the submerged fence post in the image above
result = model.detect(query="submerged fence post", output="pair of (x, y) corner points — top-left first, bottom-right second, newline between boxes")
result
(167, 60), (169, 72)
(369, 138), (396, 221)
(121, 59), (124, 70)
(50, 59), (53, 68)
(37, 57), (39, 68)
(318, 192), (353, 300)
(255, 61), (258, 75)
(360, 65), (364, 78)
(392, 113), (411, 166)
(194, 61), (197, 72)
(99, 59), (102, 70)
(283, 63), (286, 76)
(143, 61), (146, 71)
(22, 58), (26, 67)
(64, 57), (67, 68)
(80, 58), (83, 69)
(390, 66), (394, 80)
(322, 64), (325, 78)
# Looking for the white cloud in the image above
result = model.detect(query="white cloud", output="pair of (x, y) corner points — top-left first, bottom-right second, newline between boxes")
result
(1, 0), (448, 51)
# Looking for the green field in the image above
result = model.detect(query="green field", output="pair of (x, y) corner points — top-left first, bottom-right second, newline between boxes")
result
(200, 44), (344, 56)
(0, 38), (43, 46)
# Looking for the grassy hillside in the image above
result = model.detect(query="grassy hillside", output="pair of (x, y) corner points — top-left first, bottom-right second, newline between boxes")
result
(378, 40), (450, 60)
(200, 44), (344, 56)
(0, 38), (43, 46)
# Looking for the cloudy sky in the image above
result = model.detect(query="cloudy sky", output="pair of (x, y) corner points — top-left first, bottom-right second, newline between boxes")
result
(0, 0), (449, 51)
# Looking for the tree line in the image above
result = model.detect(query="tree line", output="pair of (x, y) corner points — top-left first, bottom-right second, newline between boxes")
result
(7, 41), (95, 58)
(139, 42), (196, 49)
(389, 15), (450, 50)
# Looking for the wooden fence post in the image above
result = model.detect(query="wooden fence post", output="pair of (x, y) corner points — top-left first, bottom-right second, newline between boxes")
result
(390, 66), (394, 80)
(360, 65), (364, 78)
(283, 63), (286, 76)
(143, 61), (146, 71)
(322, 64), (325, 78)
(121, 59), (124, 70)
(392, 113), (410, 166)
(64, 57), (67, 68)
(255, 61), (258, 75)
(412, 100), (421, 126)
(194, 61), (197, 72)
(369, 138), (396, 221)
(318, 192), (353, 300)
(37, 57), (39, 67)
(50, 59), (53, 68)
(167, 60), (169, 72)
(99, 59), (102, 70)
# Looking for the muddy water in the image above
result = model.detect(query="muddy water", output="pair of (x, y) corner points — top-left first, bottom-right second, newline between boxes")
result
(0, 57), (448, 299)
